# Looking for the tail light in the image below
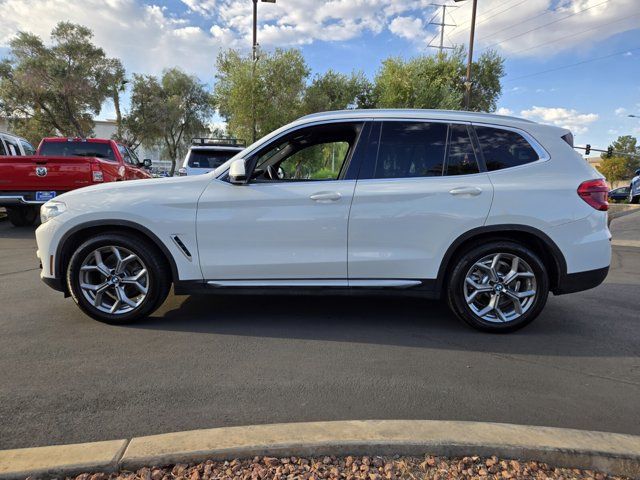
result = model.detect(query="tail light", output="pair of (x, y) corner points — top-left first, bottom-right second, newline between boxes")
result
(91, 163), (104, 182)
(578, 179), (609, 211)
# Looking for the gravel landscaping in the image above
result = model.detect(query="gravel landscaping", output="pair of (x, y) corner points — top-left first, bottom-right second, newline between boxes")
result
(54, 455), (630, 480)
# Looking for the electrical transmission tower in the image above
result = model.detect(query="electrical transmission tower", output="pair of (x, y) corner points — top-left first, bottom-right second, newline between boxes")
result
(427, 3), (458, 54)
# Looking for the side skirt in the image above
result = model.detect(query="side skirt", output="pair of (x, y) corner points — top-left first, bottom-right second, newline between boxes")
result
(173, 279), (439, 299)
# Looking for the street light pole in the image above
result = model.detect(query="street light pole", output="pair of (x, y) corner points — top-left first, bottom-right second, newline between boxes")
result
(251, 0), (276, 143)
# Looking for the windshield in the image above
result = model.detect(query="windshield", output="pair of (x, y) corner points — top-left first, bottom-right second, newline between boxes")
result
(39, 141), (116, 160)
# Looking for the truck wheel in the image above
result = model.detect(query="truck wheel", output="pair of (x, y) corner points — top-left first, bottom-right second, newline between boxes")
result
(6, 206), (38, 227)
(446, 240), (549, 333)
(66, 233), (171, 324)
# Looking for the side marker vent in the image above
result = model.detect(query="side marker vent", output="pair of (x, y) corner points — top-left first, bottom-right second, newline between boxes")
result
(171, 235), (192, 260)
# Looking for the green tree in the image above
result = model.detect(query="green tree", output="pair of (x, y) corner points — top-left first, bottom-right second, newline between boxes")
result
(302, 70), (371, 113)
(598, 135), (640, 186)
(122, 68), (214, 175)
(0, 22), (124, 142)
(214, 48), (310, 143)
(117, 74), (164, 150)
(373, 48), (504, 112)
(598, 156), (632, 188)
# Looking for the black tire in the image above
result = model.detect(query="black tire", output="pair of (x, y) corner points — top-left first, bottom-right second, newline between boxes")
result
(66, 233), (171, 324)
(630, 195), (639, 204)
(446, 240), (549, 333)
(7, 206), (38, 227)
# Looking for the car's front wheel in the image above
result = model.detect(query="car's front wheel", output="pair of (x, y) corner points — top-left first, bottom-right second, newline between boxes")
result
(66, 233), (171, 324)
(446, 241), (549, 333)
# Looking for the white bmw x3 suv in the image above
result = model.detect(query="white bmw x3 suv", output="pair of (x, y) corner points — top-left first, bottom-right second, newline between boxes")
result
(35, 110), (611, 332)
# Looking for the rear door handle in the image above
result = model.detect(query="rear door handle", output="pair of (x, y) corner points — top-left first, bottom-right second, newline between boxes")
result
(310, 191), (342, 202)
(449, 186), (482, 196)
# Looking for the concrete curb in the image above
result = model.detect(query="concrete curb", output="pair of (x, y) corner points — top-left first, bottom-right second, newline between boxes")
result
(0, 439), (128, 480)
(1, 421), (640, 480)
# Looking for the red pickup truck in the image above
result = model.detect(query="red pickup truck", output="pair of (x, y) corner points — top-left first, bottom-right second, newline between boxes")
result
(0, 137), (152, 226)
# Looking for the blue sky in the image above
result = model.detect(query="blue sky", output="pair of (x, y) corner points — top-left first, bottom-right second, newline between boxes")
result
(0, 0), (639, 151)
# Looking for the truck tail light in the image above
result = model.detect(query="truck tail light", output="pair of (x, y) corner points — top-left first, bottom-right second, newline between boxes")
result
(91, 163), (104, 182)
(578, 179), (609, 211)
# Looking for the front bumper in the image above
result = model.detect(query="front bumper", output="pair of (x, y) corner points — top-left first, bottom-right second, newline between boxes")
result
(41, 274), (65, 292)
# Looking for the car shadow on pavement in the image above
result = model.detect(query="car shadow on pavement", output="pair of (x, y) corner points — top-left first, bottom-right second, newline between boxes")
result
(119, 288), (635, 357)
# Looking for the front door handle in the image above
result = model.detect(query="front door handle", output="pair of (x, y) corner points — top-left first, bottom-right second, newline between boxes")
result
(310, 191), (342, 203)
(449, 186), (482, 196)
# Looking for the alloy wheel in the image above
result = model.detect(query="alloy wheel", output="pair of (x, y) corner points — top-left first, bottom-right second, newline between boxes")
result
(78, 246), (149, 315)
(463, 252), (537, 323)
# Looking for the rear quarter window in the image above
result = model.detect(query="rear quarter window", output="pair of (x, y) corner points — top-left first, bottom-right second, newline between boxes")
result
(475, 126), (540, 171)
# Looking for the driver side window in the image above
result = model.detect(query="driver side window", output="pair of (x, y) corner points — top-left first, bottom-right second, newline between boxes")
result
(252, 122), (362, 182)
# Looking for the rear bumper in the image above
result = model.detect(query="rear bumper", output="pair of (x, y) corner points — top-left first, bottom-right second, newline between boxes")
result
(553, 266), (609, 295)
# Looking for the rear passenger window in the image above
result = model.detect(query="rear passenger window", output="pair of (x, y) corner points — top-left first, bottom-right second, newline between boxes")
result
(373, 122), (447, 178)
(475, 126), (540, 171)
(446, 124), (479, 176)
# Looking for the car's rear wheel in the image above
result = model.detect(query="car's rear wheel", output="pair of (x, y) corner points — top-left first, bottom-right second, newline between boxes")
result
(446, 241), (549, 333)
(629, 193), (639, 204)
(66, 233), (171, 324)
(6, 206), (38, 227)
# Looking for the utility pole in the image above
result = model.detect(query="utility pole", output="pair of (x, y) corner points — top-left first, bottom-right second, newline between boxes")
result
(427, 4), (457, 54)
(465, 0), (478, 110)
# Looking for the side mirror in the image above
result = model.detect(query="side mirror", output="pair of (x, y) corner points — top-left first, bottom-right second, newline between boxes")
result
(142, 158), (152, 168)
(635, 169), (640, 176)
(229, 158), (247, 184)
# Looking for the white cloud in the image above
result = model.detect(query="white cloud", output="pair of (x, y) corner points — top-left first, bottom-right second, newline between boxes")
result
(495, 107), (513, 116)
(520, 106), (598, 134)
(614, 107), (627, 116)
(447, 0), (638, 57)
(388, 16), (424, 42)
(0, 0), (223, 80)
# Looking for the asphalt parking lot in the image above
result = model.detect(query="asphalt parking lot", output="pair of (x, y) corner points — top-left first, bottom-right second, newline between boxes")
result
(0, 214), (639, 450)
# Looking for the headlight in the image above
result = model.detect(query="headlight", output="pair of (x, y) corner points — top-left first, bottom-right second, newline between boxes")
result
(40, 201), (67, 224)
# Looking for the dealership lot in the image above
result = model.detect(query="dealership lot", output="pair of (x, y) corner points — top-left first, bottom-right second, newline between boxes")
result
(0, 214), (639, 450)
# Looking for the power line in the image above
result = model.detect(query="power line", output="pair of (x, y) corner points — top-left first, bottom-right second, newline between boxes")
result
(483, 0), (611, 50)
(477, 2), (564, 42)
(448, 0), (526, 35)
(504, 46), (640, 82)
(506, 12), (640, 56)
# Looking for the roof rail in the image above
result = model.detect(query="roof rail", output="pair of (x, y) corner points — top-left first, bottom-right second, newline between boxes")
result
(191, 137), (246, 147)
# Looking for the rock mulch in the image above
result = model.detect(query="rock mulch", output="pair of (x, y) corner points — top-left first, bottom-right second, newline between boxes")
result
(51, 455), (630, 480)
